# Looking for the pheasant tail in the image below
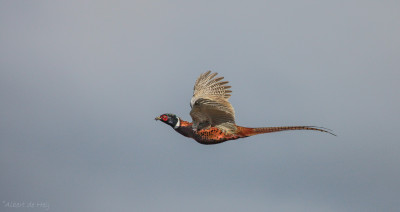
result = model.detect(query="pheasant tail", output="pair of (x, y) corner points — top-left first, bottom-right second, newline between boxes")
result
(237, 126), (336, 137)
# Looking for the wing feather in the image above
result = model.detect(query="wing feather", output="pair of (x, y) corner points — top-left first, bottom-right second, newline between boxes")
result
(190, 71), (236, 133)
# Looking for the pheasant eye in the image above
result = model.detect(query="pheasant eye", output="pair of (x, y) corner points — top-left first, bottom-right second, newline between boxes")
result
(161, 115), (168, 121)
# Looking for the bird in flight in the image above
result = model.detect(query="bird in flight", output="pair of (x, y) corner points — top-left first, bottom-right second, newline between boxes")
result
(156, 71), (335, 145)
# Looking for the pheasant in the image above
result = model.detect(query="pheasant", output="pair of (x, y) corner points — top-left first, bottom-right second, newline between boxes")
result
(155, 71), (335, 145)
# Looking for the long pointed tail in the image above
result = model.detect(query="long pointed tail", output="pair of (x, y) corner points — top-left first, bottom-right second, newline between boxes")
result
(238, 126), (336, 137)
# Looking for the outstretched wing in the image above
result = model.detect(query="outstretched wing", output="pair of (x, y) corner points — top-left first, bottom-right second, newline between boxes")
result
(190, 71), (236, 133)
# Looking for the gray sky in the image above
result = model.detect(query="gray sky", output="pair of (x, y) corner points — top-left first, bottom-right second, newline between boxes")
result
(1, 0), (399, 211)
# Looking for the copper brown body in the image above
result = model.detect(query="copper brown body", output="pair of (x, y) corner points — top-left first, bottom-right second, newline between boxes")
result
(175, 119), (333, 145)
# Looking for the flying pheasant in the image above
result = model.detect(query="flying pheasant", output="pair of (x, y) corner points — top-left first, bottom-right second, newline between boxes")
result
(155, 71), (335, 145)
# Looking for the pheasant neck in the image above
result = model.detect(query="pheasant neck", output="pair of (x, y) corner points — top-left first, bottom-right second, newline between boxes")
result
(174, 117), (181, 129)
(174, 119), (195, 138)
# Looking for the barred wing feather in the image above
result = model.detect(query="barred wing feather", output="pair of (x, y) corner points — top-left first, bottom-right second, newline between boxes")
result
(190, 71), (236, 133)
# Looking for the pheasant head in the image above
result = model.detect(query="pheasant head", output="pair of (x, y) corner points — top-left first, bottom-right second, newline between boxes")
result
(155, 113), (180, 129)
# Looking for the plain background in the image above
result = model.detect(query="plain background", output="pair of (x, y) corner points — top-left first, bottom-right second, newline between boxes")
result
(1, 1), (399, 211)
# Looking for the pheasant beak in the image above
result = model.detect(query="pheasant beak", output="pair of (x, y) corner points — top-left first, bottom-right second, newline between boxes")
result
(155, 116), (161, 121)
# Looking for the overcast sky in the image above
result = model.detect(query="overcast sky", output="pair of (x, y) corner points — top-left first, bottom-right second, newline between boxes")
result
(1, 0), (399, 211)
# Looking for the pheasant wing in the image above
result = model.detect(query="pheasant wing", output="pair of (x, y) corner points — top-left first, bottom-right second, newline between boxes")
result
(190, 71), (236, 133)
(192, 71), (232, 101)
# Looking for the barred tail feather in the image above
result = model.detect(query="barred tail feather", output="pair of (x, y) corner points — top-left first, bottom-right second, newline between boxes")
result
(238, 126), (336, 137)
